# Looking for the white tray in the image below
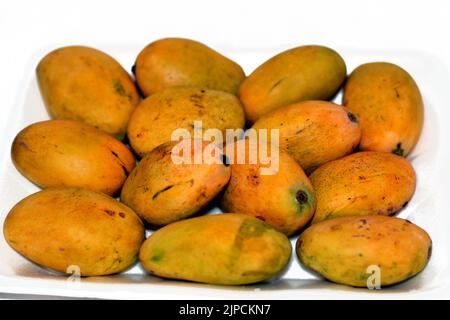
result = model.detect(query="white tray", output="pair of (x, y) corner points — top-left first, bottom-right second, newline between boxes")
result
(1, 45), (450, 299)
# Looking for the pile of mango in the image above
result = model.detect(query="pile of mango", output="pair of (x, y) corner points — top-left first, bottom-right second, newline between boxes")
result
(3, 38), (431, 288)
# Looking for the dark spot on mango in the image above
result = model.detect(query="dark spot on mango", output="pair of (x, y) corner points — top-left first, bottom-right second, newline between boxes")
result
(269, 77), (287, 93)
(347, 112), (358, 123)
(195, 190), (207, 202)
(113, 79), (127, 97)
(221, 154), (230, 167)
(190, 93), (203, 100)
(330, 224), (342, 231)
(296, 190), (308, 204)
(152, 185), (174, 200)
(247, 168), (260, 186)
(119, 212), (126, 218)
(18, 141), (37, 153)
(104, 209), (115, 216)
(110, 150), (129, 176)
(392, 143), (404, 156)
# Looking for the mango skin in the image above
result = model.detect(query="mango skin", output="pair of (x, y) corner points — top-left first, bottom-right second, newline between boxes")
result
(11, 120), (136, 196)
(239, 45), (347, 124)
(121, 140), (230, 226)
(36, 46), (140, 137)
(134, 38), (245, 96)
(252, 101), (361, 173)
(127, 86), (245, 157)
(343, 62), (424, 156)
(309, 151), (416, 223)
(3, 188), (145, 276)
(221, 140), (315, 235)
(140, 213), (291, 285)
(297, 215), (431, 287)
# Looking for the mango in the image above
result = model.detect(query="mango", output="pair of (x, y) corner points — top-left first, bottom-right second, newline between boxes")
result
(134, 38), (245, 96)
(252, 101), (361, 173)
(239, 45), (346, 123)
(309, 151), (416, 223)
(343, 62), (424, 156)
(127, 86), (245, 157)
(140, 213), (291, 285)
(3, 188), (145, 276)
(11, 120), (135, 196)
(221, 139), (315, 235)
(121, 140), (230, 226)
(297, 215), (431, 287)
(36, 45), (139, 138)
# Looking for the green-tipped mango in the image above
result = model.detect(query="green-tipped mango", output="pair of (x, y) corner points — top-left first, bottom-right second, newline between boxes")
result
(221, 139), (315, 235)
(140, 213), (292, 285)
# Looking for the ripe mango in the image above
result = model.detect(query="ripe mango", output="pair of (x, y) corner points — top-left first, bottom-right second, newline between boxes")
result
(297, 215), (431, 287)
(3, 188), (144, 276)
(121, 140), (230, 226)
(239, 45), (346, 123)
(309, 151), (416, 223)
(252, 101), (361, 173)
(221, 139), (315, 235)
(36, 46), (139, 137)
(343, 62), (424, 156)
(134, 38), (245, 96)
(11, 120), (135, 196)
(127, 86), (245, 157)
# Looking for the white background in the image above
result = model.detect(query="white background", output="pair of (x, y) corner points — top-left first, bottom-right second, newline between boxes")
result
(1, 0), (450, 299)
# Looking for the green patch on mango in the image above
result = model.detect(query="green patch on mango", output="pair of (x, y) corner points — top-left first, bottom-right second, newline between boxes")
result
(149, 251), (165, 263)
